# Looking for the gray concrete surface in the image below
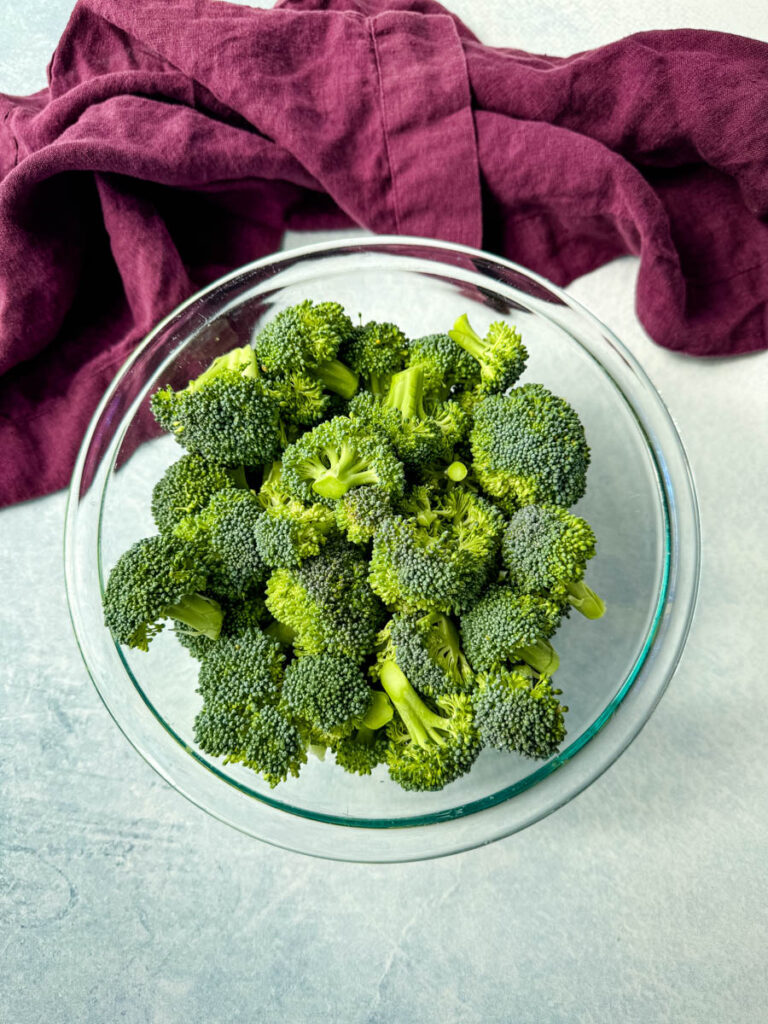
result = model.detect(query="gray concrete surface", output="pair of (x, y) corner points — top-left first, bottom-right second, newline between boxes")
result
(2, 3), (768, 1022)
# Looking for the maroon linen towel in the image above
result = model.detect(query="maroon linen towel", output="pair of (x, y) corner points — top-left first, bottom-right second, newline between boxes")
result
(1, 0), (768, 506)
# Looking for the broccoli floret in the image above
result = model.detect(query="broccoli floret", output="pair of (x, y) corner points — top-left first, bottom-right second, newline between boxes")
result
(407, 332), (480, 399)
(281, 415), (405, 503)
(282, 654), (373, 736)
(448, 313), (528, 396)
(150, 454), (238, 535)
(332, 725), (390, 776)
(368, 486), (504, 614)
(253, 300), (358, 399)
(473, 668), (568, 759)
(340, 320), (408, 396)
(263, 370), (330, 429)
(376, 612), (475, 697)
(333, 485), (393, 545)
(470, 385), (590, 512)
(103, 535), (223, 651)
(150, 346), (282, 467)
(502, 505), (605, 619)
(460, 585), (561, 674)
(379, 661), (481, 791)
(265, 539), (386, 662)
(197, 629), (284, 710)
(253, 462), (336, 568)
(174, 489), (268, 598)
(194, 703), (306, 787)
(174, 591), (268, 660)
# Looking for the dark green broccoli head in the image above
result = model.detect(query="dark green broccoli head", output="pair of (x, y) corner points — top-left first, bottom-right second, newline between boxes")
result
(103, 534), (222, 651)
(470, 385), (590, 512)
(265, 539), (386, 662)
(281, 415), (405, 504)
(473, 668), (567, 759)
(368, 486), (503, 615)
(376, 612), (475, 697)
(240, 705), (307, 786)
(407, 332), (480, 399)
(333, 485), (393, 545)
(459, 585), (561, 673)
(332, 725), (389, 776)
(197, 628), (284, 710)
(380, 661), (481, 791)
(282, 654), (372, 736)
(151, 454), (236, 535)
(253, 300), (352, 372)
(448, 314), (528, 396)
(340, 320), (407, 396)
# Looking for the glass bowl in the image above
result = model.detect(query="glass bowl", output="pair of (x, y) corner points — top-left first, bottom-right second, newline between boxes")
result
(64, 237), (700, 862)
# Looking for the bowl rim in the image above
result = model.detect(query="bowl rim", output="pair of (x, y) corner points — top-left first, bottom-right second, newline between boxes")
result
(64, 234), (701, 861)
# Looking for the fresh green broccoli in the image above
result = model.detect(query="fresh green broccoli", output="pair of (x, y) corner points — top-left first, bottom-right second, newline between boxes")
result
(194, 703), (306, 786)
(174, 591), (268, 660)
(174, 489), (268, 598)
(150, 454), (239, 535)
(281, 415), (405, 503)
(196, 628), (284, 710)
(150, 345), (283, 467)
(379, 661), (481, 791)
(253, 300), (358, 399)
(332, 724), (390, 776)
(368, 486), (504, 614)
(376, 612), (475, 697)
(470, 385), (590, 512)
(282, 654), (373, 737)
(460, 585), (561, 674)
(340, 320), (408, 396)
(502, 504), (605, 618)
(407, 332), (480, 399)
(333, 485), (393, 545)
(265, 539), (386, 662)
(473, 667), (568, 759)
(350, 365), (469, 469)
(448, 314), (528, 396)
(253, 462), (336, 568)
(263, 370), (330, 430)
(103, 535), (223, 651)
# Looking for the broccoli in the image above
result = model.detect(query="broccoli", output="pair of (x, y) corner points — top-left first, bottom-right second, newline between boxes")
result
(502, 504), (605, 619)
(150, 454), (240, 535)
(407, 332), (480, 399)
(196, 628), (284, 710)
(340, 320), (408, 396)
(376, 612), (475, 697)
(448, 313), (528, 396)
(265, 539), (386, 662)
(282, 654), (373, 737)
(253, 300), (358, 399)
(368, 486), (504, 614)
(263, 370), (330, 430)
(281, 415), (405, 503)
(379, 661), (481, 791)
(253, 462), (336, 568)
(332, 724), (389, 776)
(174, 489), (268, 598)
(150, 345), (283, 467)
(350, 365), (469, 469)
(460, 585), (561, 674)
(473, 667), (568, 759)
(470, 385), (591, 512)
(174, 591), (268, 660)
(333, 485), (393, 545)
(194, 703), (306, 787)
(103, 534), (223, 651)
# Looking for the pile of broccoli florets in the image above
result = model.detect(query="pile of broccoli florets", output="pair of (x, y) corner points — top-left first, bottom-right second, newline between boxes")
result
(102, 300), (605, 792)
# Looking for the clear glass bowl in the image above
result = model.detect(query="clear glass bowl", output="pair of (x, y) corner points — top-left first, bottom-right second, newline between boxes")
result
(64, 237), (700, 862)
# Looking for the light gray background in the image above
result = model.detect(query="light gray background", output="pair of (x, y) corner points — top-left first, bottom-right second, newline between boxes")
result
(2, 3), (767, 1022)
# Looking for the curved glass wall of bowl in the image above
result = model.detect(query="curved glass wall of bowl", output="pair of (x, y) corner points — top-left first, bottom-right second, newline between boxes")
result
(65, 238), (700, 862)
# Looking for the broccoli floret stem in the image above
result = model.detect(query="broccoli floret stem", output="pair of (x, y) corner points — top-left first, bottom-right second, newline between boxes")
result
(445, 461), (468, 482)
(448, 314), (486, 362)
(380, 661), (448, 749)
(361, 690), (394, 729)
(567, 580), (606, 619)
(311, 359), (359, 399)
(384, 365), (426, 420)
(311, 444), (381, 499)
(162, 593), (223, 640)
(192, 346), (258, 391)
(227, 465), (249, 489)
(518, 639), (560, 675)
(265, 620), (297, 646)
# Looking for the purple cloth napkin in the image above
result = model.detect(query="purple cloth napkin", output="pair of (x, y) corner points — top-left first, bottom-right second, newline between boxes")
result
(1, 0), (767, 506)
